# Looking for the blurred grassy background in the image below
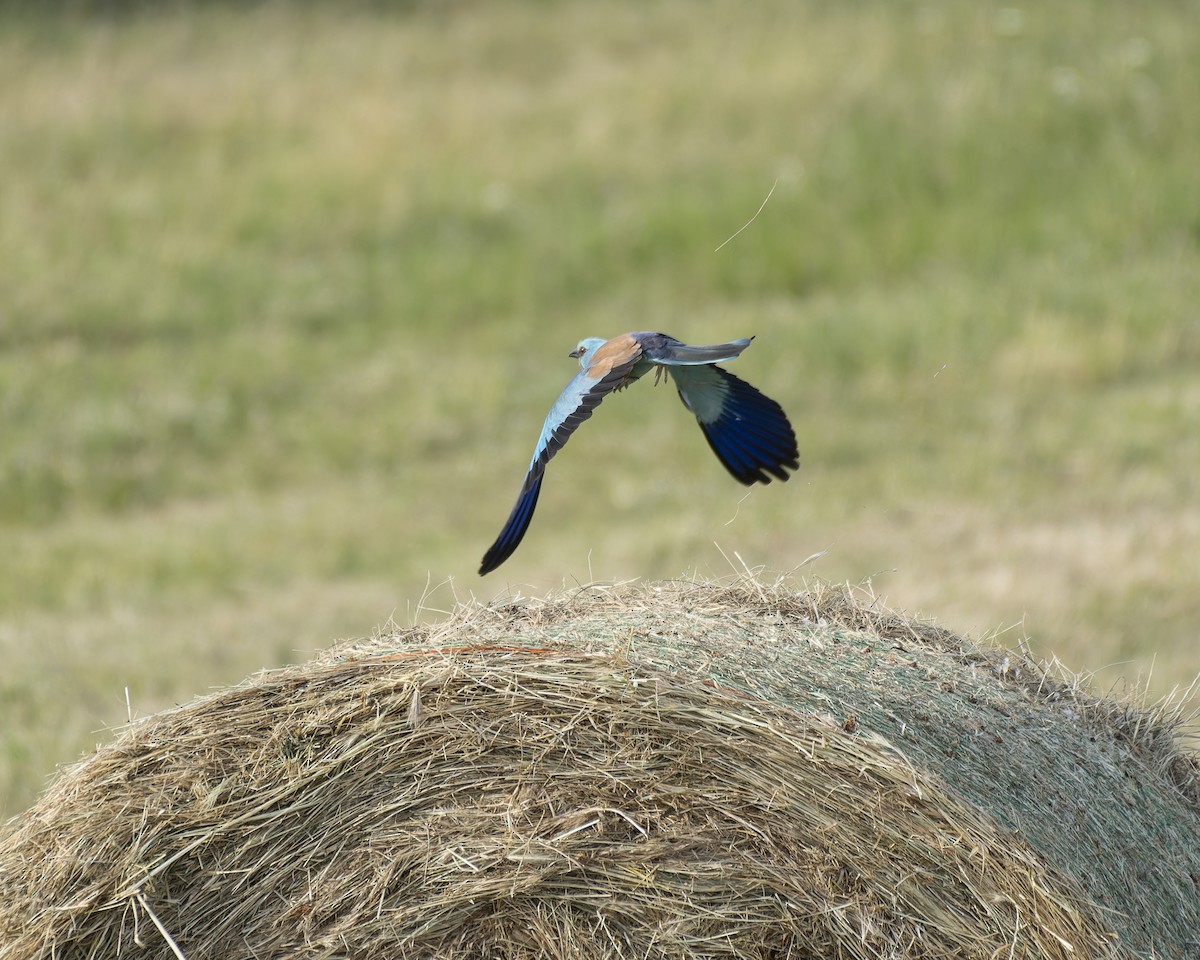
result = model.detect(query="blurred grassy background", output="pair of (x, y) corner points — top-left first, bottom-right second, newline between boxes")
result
(2, 0), (1198, 818)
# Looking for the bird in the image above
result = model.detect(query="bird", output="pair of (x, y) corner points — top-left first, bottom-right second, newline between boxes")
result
(478, 331), (799, 575)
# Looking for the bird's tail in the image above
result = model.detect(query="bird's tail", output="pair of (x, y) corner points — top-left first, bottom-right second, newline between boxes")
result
(654, 337), (753, 365)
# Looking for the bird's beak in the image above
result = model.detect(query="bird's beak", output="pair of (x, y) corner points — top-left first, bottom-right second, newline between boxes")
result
(568, 346), (584, 359)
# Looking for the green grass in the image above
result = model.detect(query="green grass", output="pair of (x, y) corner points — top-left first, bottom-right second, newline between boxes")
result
(2, 0), (1199, 818)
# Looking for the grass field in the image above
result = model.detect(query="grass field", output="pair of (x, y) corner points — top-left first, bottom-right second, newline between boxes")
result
(2, 0), (1198, 819)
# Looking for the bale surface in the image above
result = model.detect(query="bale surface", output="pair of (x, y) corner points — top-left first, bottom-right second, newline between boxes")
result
(2, 581), (1197, 959)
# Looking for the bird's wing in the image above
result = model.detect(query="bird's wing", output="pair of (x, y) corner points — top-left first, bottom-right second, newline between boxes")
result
(634, 332), (753, 365)
(479, 334), (646, 575)
(668, 363), (799, 485)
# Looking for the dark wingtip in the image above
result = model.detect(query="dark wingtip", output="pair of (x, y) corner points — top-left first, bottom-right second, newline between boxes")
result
(477, 550), (504, 577)
(703, 425), (799, 486)
(479, 476), (543, 575)
(478, 540), (513, 577)
(478, 527), (518, 576)
(723, 456), (800, 486)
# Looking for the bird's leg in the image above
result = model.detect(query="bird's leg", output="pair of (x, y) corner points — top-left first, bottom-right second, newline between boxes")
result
(653, 365), (667, 386)
(616, 368), (651, 392)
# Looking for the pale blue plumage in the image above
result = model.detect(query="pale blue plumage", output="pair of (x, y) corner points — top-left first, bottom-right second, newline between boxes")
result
(479, 331), (798, 574)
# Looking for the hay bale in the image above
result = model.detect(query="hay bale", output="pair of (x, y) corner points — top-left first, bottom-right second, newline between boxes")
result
(2, 581), (1197, 959)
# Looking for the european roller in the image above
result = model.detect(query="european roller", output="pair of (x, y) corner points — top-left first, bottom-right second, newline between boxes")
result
(479, 331), (799, 575)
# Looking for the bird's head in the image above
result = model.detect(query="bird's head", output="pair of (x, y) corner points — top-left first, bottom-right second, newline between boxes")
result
(569, 337), (607, 367)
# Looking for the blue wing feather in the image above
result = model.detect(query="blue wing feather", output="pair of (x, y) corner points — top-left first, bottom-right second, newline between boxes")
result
(478, 475), (543, 575)
(479, 353), (643, 575)
(669, 364), (799, 485)
(634, 332), (753, 365)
